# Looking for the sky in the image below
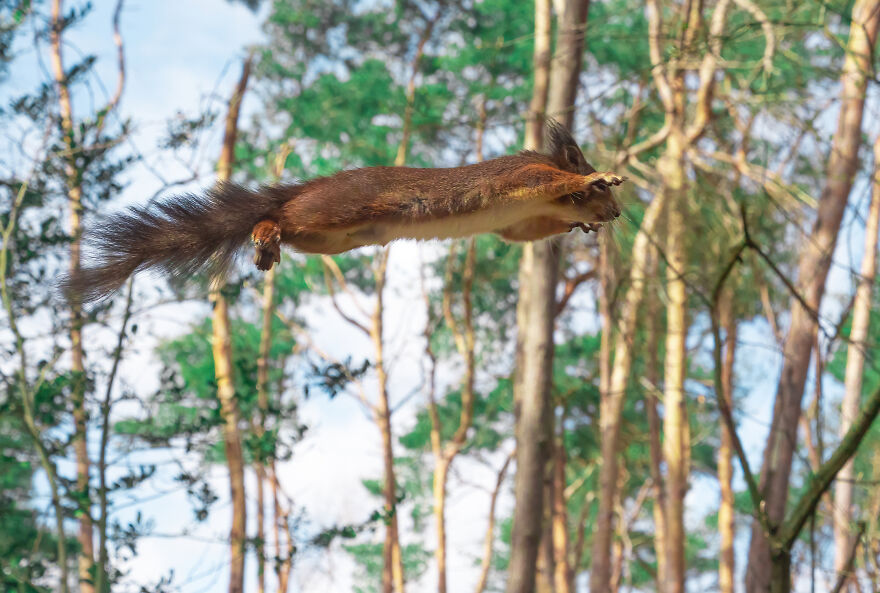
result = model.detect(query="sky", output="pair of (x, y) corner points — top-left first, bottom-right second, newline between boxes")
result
(4, 2), (879, 593)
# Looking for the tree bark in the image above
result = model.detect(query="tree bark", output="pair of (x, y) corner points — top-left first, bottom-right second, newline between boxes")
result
(211, 56), (251, 593)
(508, 2), (590, 591)
(746, 3), (880, 590)
(254, 145), (289, 593)
(834, 134), (880, 585)
(718, 288), (737, 593)
(254, 265), (275, 593)
(50, 2), (94, 590)
(552, 433), (572, 593)
(506, 1), (552, 591)
(369, 249), (406, 593)
(643, 246), (667, 593)
(432, 237), (477, 593)
(660, 134), (689, 593)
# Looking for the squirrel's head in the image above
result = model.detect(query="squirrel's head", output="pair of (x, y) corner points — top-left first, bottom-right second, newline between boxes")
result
(545, 119), (621, 225)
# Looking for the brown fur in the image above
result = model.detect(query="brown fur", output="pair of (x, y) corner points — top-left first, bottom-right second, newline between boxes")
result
(63, 120), (623, 303)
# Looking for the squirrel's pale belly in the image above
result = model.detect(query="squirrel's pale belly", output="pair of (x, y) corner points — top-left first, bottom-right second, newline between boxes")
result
(354, 201), (550, 246)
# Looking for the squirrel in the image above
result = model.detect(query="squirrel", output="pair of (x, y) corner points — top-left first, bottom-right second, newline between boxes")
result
(64, 120), (624, 304)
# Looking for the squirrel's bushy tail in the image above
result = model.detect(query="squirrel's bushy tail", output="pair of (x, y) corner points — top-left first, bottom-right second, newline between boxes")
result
(62, 182), (297, 304)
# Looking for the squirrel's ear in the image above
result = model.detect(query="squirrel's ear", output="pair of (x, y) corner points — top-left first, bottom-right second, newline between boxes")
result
(559, 143), (596, 174)
(563, 145), (582, 168)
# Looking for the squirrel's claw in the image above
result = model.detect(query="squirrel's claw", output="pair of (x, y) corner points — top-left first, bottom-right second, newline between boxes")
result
(569, 222), (602, 234)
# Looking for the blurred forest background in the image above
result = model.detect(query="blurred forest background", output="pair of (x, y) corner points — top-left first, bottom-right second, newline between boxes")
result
(3, 0), (880, 592)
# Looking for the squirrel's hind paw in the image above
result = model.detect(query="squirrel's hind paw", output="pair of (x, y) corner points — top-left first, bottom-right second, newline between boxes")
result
(252, 219), (282, 272)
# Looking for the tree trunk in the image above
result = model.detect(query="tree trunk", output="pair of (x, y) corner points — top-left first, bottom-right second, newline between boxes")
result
(211, 56), (251, 593)
(718, 288), (737, 593)
(49, 2), (94, 590)
(433, 458), (451, 593)
(660, 135), (689, 593)
(213, 290), (248, 593)
(433, 236), (477, 593)
(370, 249), (405, 593)
(552, 434), (571, 593)
(254, 264), (274, 593)
(508, 3), (589, 593)
(509, 241), (557, 593)
(834, 134), (880, 585)
(536, 483), (555, 593)
(644, 246), (667, 593)
(746, 3), (880, 590)
(254, 145), (289, 593)
(506, 1), (552, 591)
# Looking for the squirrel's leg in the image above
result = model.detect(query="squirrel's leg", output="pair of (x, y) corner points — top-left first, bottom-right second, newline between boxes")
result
(496, 217), (573, 242)
(504, 165), (624, 202)
(252, 219), (282, 271)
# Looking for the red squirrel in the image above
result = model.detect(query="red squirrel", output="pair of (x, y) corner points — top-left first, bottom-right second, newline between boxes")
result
(65, 120), (623, 303)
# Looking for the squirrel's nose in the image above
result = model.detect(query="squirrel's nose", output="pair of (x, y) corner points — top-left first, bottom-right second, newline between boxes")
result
(611, 203), (622, 218)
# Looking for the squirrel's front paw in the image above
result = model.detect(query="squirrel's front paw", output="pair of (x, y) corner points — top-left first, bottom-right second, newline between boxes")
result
(585, 172), (625, 191)
(252, 219), (282, 271)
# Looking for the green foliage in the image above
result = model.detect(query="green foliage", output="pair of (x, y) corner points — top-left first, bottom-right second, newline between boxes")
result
(0, 412), (66, 592)
(343, 542), (430, 593)
(118, 315), (297, 461)
(399, 378), (512, 454)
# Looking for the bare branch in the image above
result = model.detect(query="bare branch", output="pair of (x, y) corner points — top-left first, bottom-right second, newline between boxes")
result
(321, 256), (371, 336)
(733, 0), (775, 76)
(646, 0), (675, 114)
(686, 0), (733, 142)
(555, 268), (597, 316)
(96, 0), (126, 136)
(473, 451), (514, 593)
(781, 389), (880, 549)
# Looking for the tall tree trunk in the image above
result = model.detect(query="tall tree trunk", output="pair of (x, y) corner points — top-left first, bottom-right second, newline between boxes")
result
(254, 145), (289, 593)
(551, 432), (572, 593)
(508, 3), (590, 593)
(49, 2), (93, 590)
(371, 249), (406, 593)
(506, 1), (552, 591)
(254, 264), (275, 593)
(834, 135), (880, 586)
(745, 3), (880, 590)
(433, 236), (477, 593)
(211, 56), (251, 593)
(718, 288), (737, 593)
(643, 246), (667, 593)
(660, 133), (689, 593)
